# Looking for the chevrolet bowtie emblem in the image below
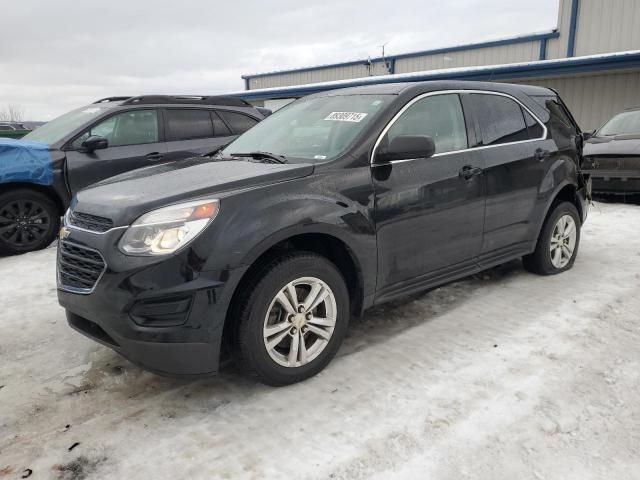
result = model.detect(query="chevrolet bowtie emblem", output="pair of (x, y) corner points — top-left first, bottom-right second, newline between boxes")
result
(59, 226), (71, 239)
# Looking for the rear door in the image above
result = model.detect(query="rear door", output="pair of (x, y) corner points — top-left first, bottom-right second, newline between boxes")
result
(372, 92), (486, 296)
(163, 109), (237, 162)
(465, 92), (549, 261)
(65, 109), (165, 192)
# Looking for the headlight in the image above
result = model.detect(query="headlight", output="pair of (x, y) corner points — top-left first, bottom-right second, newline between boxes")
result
(118, 199), (220, 256)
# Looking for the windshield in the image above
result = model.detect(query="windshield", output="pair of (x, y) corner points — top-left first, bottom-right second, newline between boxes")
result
(22, 105), (112, 144)
(222, 94), (394, 163)
(598, 110), (640, 136)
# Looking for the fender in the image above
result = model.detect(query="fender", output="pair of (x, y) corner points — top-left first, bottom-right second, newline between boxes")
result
(205, 189), (377, 298)
(0, 138), (70, 208)
(0, 138), (54, 186)
(533, 157), (581, 241)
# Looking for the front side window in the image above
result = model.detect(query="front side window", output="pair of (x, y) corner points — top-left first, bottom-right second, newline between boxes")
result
(383, 94), (468, 154)
(598, 110), (640, 136)
(471, 94), (529, 145)
(222, 94), (394, 163)
(72, 110), (159, 149)
(165, 109), (214, 141)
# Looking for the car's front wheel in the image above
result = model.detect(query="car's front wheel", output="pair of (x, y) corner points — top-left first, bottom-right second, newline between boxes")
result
(234, 252), (350, 386)
(0, 189), (60, 256)
(523, 201), (581, 275)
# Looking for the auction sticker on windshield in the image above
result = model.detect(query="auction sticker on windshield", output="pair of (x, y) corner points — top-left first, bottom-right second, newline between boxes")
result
(324, 112), (368, 122)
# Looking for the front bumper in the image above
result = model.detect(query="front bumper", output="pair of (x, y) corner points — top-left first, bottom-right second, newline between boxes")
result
(57, 226), (247, 376)
(582, 169), (640, 194)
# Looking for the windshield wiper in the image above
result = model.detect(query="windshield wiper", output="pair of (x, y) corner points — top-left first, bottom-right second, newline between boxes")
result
(230, 151), (288, 164)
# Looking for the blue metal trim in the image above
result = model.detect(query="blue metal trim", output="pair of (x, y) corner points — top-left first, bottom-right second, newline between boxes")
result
(388, 58), (396, 75)
(241, 30), (560, 80)
(232, 52), (640, 101)
(539, 38), (548, 60)
(567, 0), (580, 57)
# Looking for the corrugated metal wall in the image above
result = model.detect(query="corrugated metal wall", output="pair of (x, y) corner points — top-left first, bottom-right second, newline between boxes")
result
(395, 41), (540, 73)
(248, 62), (390, 90)
(574, 0), (640, 56)
(545, 0), (572, 59)
(513, 71), (640, 130)
(248, 41), (541, 89)
(547, 0), (640, 59)
(246, 0), (640, 90)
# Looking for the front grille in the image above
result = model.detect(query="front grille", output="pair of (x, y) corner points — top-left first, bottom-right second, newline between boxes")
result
(58, 240), (106, 293)
(68, 211), (114, 233)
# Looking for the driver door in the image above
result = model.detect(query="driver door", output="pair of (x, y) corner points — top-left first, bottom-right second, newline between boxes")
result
(372, 93), (486, 297)
(65, 109), (166, 192)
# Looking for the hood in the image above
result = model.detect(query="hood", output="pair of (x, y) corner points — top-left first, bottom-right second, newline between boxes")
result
(0, 137), (54, 186)
(72, 157), (314, 225)
(584, 135), (640, 157)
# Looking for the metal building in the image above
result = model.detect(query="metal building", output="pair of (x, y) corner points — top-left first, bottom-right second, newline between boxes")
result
(236, 0), (640, 130)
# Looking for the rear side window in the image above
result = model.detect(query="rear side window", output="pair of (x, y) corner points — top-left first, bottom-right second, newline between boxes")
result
(470, 94), (529, 145)
(211, 112), (232, 137)
(218, 111), (258, 134)
(165, 109), (214, 141)
(385, 93), (468, 154)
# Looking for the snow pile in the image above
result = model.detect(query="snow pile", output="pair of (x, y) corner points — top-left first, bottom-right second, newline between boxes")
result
(1, 202), (639, 479)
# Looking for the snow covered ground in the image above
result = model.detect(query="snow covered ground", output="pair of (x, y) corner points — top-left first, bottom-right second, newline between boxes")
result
(1, 201), (639, 480)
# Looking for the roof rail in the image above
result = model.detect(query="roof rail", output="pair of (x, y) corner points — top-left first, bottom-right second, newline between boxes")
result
(93, 96), (133, 104)
(121, 95), (252, 107)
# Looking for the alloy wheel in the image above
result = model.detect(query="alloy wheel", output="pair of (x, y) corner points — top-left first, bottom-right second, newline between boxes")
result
(0, 199), (52, 249)
(549, 214), (577, 269)
(263, 276), (337, 368)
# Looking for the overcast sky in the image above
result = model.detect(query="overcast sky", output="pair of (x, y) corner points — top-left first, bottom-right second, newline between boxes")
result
(0, 0), (558, 120)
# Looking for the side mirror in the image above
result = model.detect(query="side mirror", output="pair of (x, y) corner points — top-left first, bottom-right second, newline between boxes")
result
(582, 130), (596, 141)
(82, 135), (108, 152)
(375, 135), (436, 163)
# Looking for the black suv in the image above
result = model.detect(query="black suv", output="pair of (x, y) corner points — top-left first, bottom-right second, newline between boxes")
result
(0, 95), (267, 255)
(57, 81), (591, 386)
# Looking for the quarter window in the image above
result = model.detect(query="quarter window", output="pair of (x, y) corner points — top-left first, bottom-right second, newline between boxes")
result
(523, 109), (544, 139)
(384, 94), (468, 155)
(211, 111), (232, 137)
(218, 111), (258, 134)
(470, 94), (529, 145)
(72, 110), (159, 149)
(165, 109), (214, 141)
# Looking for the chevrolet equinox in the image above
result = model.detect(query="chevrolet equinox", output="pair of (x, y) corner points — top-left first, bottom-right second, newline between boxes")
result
(57, 81), (591, 386)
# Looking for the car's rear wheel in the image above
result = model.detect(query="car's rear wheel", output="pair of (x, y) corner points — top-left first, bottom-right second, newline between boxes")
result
(523, 201), (581, 275)
(234, 252), (350, 386)
(0, 189), (60, 256)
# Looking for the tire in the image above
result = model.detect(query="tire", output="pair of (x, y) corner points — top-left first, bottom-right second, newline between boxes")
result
(234, 252), (350, 386)
(0, 189), (61, 255)
(523, 201), (581, 275)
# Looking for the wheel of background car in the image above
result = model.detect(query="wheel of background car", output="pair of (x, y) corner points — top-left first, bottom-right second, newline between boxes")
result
(0, 189), (60, 255)
(523, 201), (581, 275)
(234, 252), (350, 386)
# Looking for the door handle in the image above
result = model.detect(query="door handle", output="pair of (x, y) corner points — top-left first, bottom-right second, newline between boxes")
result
(146, 152), (164, 161)
(459, 165), (483, 180)
(534, 148), (550, 162)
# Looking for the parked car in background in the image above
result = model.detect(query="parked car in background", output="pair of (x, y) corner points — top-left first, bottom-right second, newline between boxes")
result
(0, 122), (31, 139)
(582, 107), (640, 195)
(0, 95), (267, 254)
(57, 80), (590, 386)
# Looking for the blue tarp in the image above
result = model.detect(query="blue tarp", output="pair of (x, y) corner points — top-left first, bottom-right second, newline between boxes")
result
(0, 138), (53, 186)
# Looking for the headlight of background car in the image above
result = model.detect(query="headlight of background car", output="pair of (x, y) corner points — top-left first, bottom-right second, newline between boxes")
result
(118, 199), (219, 256)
